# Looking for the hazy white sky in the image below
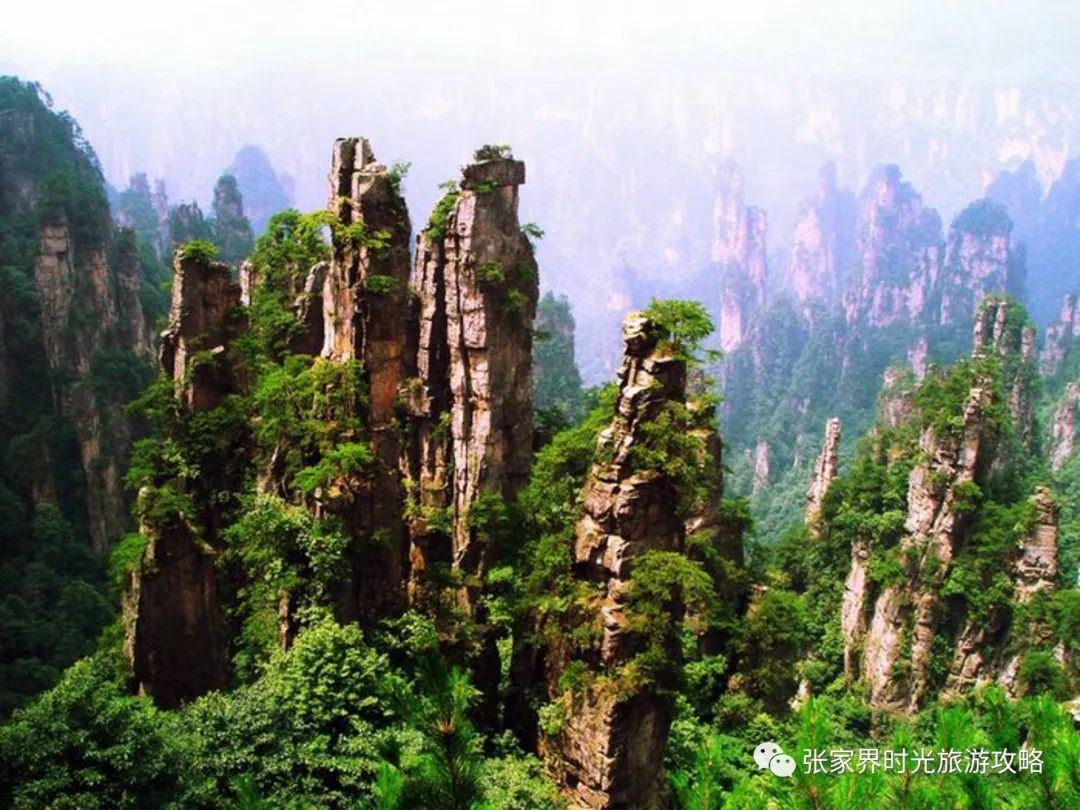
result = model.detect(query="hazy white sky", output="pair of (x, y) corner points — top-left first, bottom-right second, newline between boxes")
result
(3, 0), (1077, 79)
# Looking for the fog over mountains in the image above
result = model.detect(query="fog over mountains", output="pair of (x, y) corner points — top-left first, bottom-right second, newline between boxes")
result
(4, 0), (1079, 380)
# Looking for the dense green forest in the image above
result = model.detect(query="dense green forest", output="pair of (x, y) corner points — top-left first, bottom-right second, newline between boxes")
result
(0, 78), (1077, 810)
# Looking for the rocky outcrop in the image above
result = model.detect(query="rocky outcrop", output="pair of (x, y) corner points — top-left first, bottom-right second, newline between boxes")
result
(972, 295), (1037, 455)
(543, 313), (686, 810)
(879, 368), (917, 430)
(789, 162), (855, 310)
(159, 251), (244, 411)
(1040, 293), (1080, 377)
(944, 487), (1060, 697)
(122, 494), (229, 708)
(114, 172), (170, 258)
(0, 107), (37, 211)
(34, 220), (152, 550)
(940, 200), (1025, 328)
(861, 380), (995, 712)
(998, 488), (1060, 697)
(752, 437), (770, 494)
(318, 137), (413, 621)
(713, 162), (767, 353)
(224, 144), (294, 237)
(124, 250), (241, 706)
(1050, 382), (1080, 471)
(842, 165), (943, 329)
(404, 149), (538, 607)
(805, 417), (841, 527)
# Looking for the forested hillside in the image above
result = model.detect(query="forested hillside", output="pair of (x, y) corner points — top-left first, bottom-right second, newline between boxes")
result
(0, 78), (1077, 810)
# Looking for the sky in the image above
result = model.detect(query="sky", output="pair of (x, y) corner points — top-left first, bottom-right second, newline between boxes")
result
(4, 0), (1078, 79)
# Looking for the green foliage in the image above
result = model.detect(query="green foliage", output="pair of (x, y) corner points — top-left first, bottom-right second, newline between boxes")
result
(520, 222), (545, 243)
(631, 399), (715, 517)
(294, 441), (375, 494)
(474, 261), (505, 285)
(366, 274), (400, 294)
(643, 298), (718, 364)
(624, 551), (714, 690)
(0, 652), (188, 808)
(737, 587), (810, 710)
(474, 144), (513, 161)
(532, 292), (585, 432)
(379, 650), (484, 810)
(425, 182), (461, 241)
(107, 532), (148, 590)
(0, 505), (111, 715)
(386, 161), (411, 196)
(1017, 649), (1067, 698)
(177, 239), (219, 263)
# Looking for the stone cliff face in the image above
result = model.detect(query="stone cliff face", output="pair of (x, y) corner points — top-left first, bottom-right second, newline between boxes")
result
(1050, 382), (1080, 471)
(805, 417), (841, 527)
(1040, 293), (1080, 377)
(404, 151), (538, 608)
(159, 253), (243, 411)
(972, 295), (1037, 455)
(319, 137), (413, 621)
(842, 165), (942, 329)
(861, 379), (995, 712)
(939, 200), (1026, 329)
(34, 220), (153, 550)
(713, 163), (767, 354)
(543, 313), (686, 810)
(998, 488), (1060, 697)
(945, 487), (1059, 698)
(0, 85), (156, 554)
(789, 162), (856, 311)
(124, 250), (241, 706)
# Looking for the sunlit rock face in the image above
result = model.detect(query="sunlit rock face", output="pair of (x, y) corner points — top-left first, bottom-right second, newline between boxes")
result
(318, 137), (413, 622)
(402, 148), (538, 708)
(542, 313), (686, 810)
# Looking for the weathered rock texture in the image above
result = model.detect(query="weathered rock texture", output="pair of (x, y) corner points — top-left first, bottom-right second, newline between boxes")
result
(789, 162), (855, 310)
(752, 437), (770, 494)
(318, 137), (413, 622)
(842, 165), (943, 329)
(944, 487), (1060, 697)
(805, 417), (841, 527)
(998, 488), (1060, 696)
(972, 295), (1037, 456)
(123, 494), (229, 708)
(124, 250), (241, 706)
(404, 152), (538, 606)
(1040, 293), (1080, 377)
(861, 382), (995, 712)
(542, 313), (686, 810)
(33, 220), (153, 550)
(713, 162), (767, 353)
(879, 367), (917, 430)
(1050, 382), (1080, 471)
(939, 200), (1026, 327)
